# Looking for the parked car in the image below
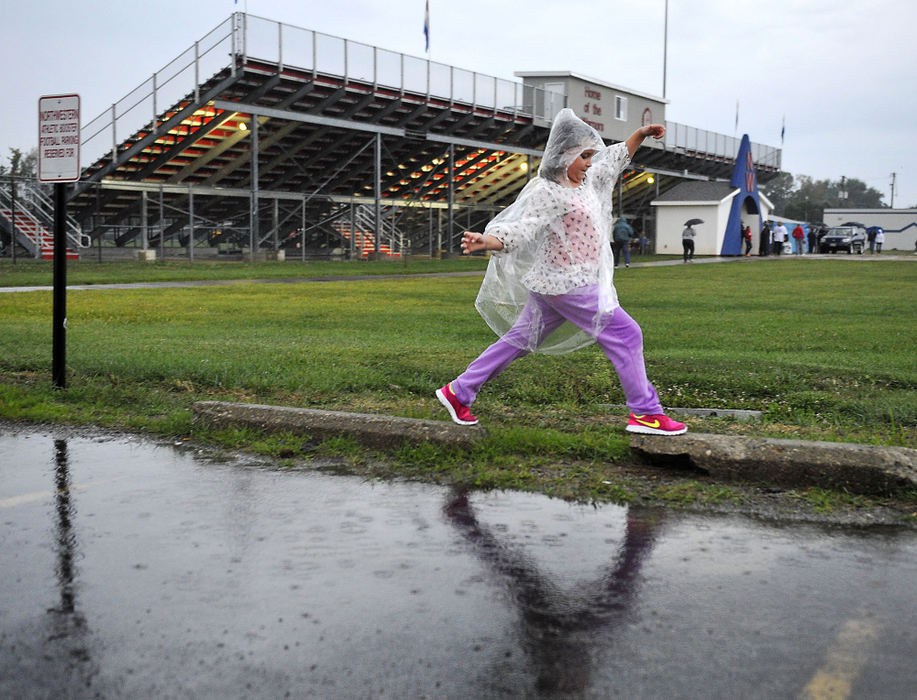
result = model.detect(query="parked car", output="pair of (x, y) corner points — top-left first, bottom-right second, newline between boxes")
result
(819, 224), (866, 254)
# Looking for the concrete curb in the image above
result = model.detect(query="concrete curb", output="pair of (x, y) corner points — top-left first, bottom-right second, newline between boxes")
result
(193, 401), (916, 497)
(192, 401), (487, 449)
(629, 432), (917, 497)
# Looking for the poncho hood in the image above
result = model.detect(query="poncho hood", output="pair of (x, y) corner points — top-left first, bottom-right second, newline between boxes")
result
(538, 108), (606, 186)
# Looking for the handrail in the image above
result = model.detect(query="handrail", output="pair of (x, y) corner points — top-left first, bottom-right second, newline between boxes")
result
(81, 15), (237, 168)
(80, 13), (566, 169)
(80, 12), (780, 176)
(661, 121), (781, 171)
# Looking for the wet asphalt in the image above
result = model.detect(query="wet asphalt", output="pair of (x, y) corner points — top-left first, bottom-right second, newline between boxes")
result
(2, 426), (916, 698)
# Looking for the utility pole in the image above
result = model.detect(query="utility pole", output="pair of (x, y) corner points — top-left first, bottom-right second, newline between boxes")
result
(890, 172), (896, 208)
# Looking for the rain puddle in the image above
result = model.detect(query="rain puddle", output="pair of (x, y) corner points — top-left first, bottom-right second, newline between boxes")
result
(2, 426), (916, 697)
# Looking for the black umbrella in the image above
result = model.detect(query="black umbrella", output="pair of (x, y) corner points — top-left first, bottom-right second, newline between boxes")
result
(684, 218), (704, 226)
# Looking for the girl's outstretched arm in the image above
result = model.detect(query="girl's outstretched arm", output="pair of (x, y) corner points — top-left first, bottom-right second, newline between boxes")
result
(625, 124), (666, 158)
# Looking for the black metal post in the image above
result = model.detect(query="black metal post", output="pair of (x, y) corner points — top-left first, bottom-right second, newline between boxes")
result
(96, 183), (103, 263)
(250, 117), (259, 262)
(52, 183), (67, 389)
(188, 184), (194, 263)
(374, 133), (381, 258)
(448, 143), (455, 254)
(9, 177), (16, 264)
(159, 185), (165, 260)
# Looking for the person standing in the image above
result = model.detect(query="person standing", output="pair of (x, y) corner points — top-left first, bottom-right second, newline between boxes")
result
(772, 221), (788, 255)
(875, 228), (885, 253)
(759, 221), (771, 256)
(435, 108), (686, 436)
(743, 225), (753, 256)
(792, 223), (805, 255)
(807, 226), (818, 254)
(612, 216), (634, 268)
(681, 224), (696, 263)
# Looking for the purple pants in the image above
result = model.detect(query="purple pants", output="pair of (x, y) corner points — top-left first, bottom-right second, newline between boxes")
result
(452, 290), (663, 414)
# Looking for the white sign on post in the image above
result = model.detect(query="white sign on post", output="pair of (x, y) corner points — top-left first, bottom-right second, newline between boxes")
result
(38, 94), (81, 182)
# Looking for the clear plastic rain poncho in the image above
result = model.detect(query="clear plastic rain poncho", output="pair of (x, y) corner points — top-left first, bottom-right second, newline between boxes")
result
(474, 108), (632, 354)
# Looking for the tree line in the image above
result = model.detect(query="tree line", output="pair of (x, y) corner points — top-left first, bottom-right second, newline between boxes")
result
(0, 148), (38, 179)
(760, 171), (892, 223)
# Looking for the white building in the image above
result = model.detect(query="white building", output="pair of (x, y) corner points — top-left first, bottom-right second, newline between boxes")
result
(651, 181), (774, 255)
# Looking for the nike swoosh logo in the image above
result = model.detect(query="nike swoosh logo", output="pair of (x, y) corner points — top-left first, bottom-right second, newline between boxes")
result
(633, 416), (660, 428)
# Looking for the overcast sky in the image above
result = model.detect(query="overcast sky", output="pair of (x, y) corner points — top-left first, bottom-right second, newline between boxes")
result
(3, 0), (915, 207)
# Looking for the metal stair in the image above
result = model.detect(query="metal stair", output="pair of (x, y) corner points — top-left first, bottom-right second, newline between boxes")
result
(0, 180), (88, 259)
(330, 204), (403, 258)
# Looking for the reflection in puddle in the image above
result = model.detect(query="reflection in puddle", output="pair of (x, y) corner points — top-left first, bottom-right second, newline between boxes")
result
(0, 427), (915, 698)
(52, 439), (78, 615)
(43, 439), (94, 690)
(445, 489), (664, 693)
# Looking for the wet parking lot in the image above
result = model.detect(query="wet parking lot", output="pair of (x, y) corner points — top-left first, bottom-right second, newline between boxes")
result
(2, 426), (916, 698)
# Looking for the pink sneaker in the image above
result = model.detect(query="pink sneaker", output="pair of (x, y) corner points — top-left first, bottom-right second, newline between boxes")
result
(436, 383), (478, 426)
(626, 413), (687, 436)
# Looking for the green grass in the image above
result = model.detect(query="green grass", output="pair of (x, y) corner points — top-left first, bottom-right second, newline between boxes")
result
(790, 487), (872, 514)
(652, 481), (744, 506)
(0, 257), (915, 508)
(0, 253), (679, 287)
(0, 257), (490, 286)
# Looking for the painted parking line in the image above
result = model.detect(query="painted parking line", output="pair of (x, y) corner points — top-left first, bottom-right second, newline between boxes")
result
(799, 613), (882, 699)
(0, 490), (55, 509)
(0, 476), (128, 509)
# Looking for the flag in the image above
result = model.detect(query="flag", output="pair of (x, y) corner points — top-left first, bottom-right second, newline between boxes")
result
(424, 0), (430, 53)
(781, 114), (785, 145)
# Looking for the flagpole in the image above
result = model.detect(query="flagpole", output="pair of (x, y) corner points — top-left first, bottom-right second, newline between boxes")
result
(424, 0), (430, 56)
